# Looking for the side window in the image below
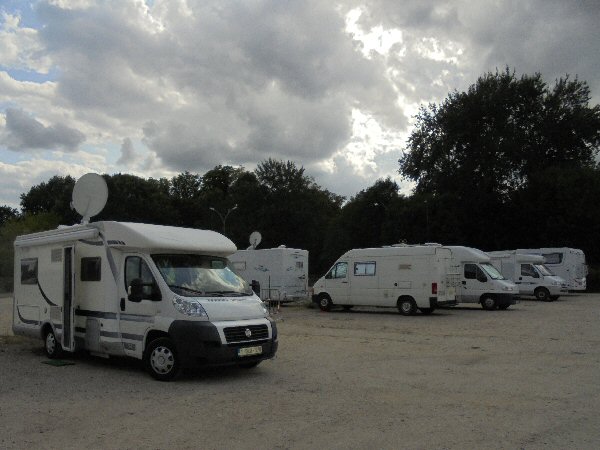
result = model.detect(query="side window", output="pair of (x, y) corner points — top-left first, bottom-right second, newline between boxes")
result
(354, 261), (376, 276)
(521, 264), (536, 277)
(475, 266), (487, 282)
(125, 256), (159, 300)
(464, 263), (477, 280)
(328, 262), (348, 279)
(21, 258), (38, 285)
(542, 253), (562, 264)
(81, 257), (101, 282)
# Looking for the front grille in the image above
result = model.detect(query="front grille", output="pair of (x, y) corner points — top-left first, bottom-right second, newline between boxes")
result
(224, 324), (269, 343)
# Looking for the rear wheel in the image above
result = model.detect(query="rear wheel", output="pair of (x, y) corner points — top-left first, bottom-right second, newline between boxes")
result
(144, 337), (180, 381)
(398, 297), (417, 316)
(535, 288), (551, 302)
(318, 294), (333, 312)
(481, 296), (497, 311)
(44, 328), (63, 359)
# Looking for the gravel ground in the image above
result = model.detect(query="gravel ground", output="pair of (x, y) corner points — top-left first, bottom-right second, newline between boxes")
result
(1, 294), (600, 449)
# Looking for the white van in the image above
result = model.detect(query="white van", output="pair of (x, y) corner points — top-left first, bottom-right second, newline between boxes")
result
(229, 247), (308, 302)
(447, 246), (518, 310)
(515, 248), (587, 291)
(488, 251), (567, 302)
(13, 221), (278, 380)
(312, 245), (459, 315)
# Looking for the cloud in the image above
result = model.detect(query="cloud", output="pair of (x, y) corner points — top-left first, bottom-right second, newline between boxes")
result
(1, 108), (85, 152)
(116, 137), (137, 166)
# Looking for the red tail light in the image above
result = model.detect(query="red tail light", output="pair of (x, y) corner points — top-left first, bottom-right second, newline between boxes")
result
(432, 282), (438, 295)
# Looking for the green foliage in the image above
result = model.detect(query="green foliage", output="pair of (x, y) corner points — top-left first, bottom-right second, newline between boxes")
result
(0, 205), (19, 226)
(20, 175), (78, 224)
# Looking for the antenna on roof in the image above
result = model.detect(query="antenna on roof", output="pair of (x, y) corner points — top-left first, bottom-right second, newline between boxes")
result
(71, 173), (108, 224)
(248, 231), (262, 250)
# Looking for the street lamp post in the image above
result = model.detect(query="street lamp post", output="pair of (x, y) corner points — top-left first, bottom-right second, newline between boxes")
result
(209, 204), (238, 235)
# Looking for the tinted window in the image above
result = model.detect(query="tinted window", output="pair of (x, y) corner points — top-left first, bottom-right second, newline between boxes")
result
(125, 256), (158, 299)
(464, 263), (477, 280)
(21, 258), (38, 285)
(542, 253), (563, 264)
(81, 257), (101, 281)
(521, 264), (536, 277)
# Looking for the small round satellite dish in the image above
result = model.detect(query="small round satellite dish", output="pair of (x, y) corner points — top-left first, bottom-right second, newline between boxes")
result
(72, 173), (108, 224)
(249, 231), (262, 249)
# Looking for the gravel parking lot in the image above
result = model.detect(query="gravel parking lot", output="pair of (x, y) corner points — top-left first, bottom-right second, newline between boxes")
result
(1, 293), (600, 449)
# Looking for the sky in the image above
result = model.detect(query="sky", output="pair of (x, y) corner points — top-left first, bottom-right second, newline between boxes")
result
(1, 0), (599, 209)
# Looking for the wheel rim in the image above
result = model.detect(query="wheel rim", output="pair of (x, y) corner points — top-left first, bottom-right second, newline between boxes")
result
(537, 291), (547, 300)
(46, 332), (56, 355)
(150, 346), (175, 375)
(401, 301), (412, 313)
(484, 298), (494, 308)
(320, 298), (329, 308)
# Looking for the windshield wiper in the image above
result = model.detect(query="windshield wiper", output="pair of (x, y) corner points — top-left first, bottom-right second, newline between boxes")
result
(168, 285), (206, 295)
(205, 290), (251, 297)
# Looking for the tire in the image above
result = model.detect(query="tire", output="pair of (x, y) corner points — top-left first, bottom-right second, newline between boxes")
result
(419, 308), (435, 315)
(498, 304), (510, 310)
(318, 294), (333, 312)
(481, 296), (497, 311)
(398, 297), (417, 316)
(535, 288), (551, 302)
(144, 337), (180, 381)
(239, 361), (261, 369)
(44, 328), (63, 359)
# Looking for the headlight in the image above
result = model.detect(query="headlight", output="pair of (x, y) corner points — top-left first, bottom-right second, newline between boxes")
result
(261, 301), (269, 315)
(502, 285), (514, 291)
(552, 281), (561, 286)
(172, 295), (208, 318)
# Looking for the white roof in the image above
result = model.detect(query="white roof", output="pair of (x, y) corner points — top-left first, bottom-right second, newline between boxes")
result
(341, 245), (446, 258)
(488, 251), (544, 263)
(446, 246), (490, 263)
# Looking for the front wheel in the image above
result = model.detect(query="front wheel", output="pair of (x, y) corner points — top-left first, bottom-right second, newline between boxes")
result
(44, 328), (63, 359)
(481, 296), (497, 311)
(398, 297), (417, 316)
(318, 294), (333, 312)
(535, 288), (551, 302)
(144, 337), (180, 381)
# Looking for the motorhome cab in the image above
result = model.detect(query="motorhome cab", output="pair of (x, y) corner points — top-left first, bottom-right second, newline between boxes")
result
(13, 221), (278, 381)
(447, 246), (518, 310)
(488, 251), (567, 302)
(229, 247), (309, 303)
(515, 248), (587, 291)
(312, 245), (459, 315)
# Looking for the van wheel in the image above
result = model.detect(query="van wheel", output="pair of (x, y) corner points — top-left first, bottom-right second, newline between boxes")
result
(318, 295), (333, 312)
(419, 308), (434, 315)
(535, 288), (551, 302)
(144, 337), (180, 381)
(481, 296), (497, 310)
(398, 297), (417, 315)
(44, 328), (63, 359)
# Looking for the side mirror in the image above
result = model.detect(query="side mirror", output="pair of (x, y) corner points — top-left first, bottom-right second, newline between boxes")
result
(128, 278), (144, 302)
(251, 280), (261, 296)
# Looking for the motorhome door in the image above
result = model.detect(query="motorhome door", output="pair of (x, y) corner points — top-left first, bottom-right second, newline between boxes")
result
(461, 263), (487, 303)
(62, 246), (75, 351)
(324, 261), (350, 304)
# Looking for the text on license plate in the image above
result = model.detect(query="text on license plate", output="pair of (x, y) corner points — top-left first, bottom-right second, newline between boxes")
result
(238, 346), (262, 357)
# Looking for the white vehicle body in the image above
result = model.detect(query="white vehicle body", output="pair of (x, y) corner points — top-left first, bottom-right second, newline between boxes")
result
(488, 251), (567, 302)
(446, 246), (518, 310)
(312, 245), (459, 315)
(515, 248), (587, 291)
(229, 247), (308, 302)
(13, 221), (278, 380)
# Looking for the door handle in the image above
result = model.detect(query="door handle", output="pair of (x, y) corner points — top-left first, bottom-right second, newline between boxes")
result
(120, 298), (125, 311)
(341, 281), (348, 284)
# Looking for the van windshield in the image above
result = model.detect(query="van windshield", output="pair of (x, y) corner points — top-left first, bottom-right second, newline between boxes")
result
(480, 263), (505, 280)
(152, 254), (253, 297)
(534, 264), (553, 277)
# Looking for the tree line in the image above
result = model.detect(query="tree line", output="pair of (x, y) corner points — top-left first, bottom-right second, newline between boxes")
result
(1, 68), (599, 292)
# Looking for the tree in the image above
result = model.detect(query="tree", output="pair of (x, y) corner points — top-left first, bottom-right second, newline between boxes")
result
(0, 206), (19, 227)
(20, 175), (78, 224)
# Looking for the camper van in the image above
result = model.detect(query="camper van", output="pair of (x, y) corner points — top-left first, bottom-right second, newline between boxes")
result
(488, 251), (567, 301)
(312, 245), (459, 315)
(13, 221), (278, 381)
(447, 246), (518, 310)
(515, 248), (587, 291)
(229, 247), (308, 302)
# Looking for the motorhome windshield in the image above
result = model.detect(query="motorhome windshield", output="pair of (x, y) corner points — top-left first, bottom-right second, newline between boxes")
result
(480, 263), (505, 280)
(152, 254), (252, 297)
(534, 264), (553, 277)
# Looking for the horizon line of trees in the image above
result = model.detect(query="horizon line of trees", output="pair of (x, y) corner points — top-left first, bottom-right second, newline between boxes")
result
(1, 68), (600, 291)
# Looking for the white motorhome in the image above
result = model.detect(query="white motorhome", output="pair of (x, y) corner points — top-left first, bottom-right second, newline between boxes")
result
(13, 221), (278, 381)
(447, 246), (518, 310)
(488, 251), (567, 302)
(229, 247), (308, 302)
(515, 248), (587, 291)
(312, 245), (459, 315)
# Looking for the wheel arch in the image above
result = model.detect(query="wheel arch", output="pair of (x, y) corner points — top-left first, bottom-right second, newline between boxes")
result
(144, 329), (170, 352)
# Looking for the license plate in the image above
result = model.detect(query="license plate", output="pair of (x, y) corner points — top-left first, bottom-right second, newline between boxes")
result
(238, 346), (262, 357)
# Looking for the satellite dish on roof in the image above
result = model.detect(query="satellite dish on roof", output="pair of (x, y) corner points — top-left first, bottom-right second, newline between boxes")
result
(248, 231), (262, 250)
(71, 173), (108, 224)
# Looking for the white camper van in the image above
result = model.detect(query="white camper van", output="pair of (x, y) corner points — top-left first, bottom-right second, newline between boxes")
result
(312, 245), (459, 315)
(515, 248), (587, 291)
(229, 247), (308, 302)
(447, 246), (518, 310)
(488, 251), (567, 301)
(13, 221), (278, 381)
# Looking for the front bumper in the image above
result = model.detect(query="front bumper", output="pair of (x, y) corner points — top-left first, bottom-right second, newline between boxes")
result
(168, 320), (278, 368)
